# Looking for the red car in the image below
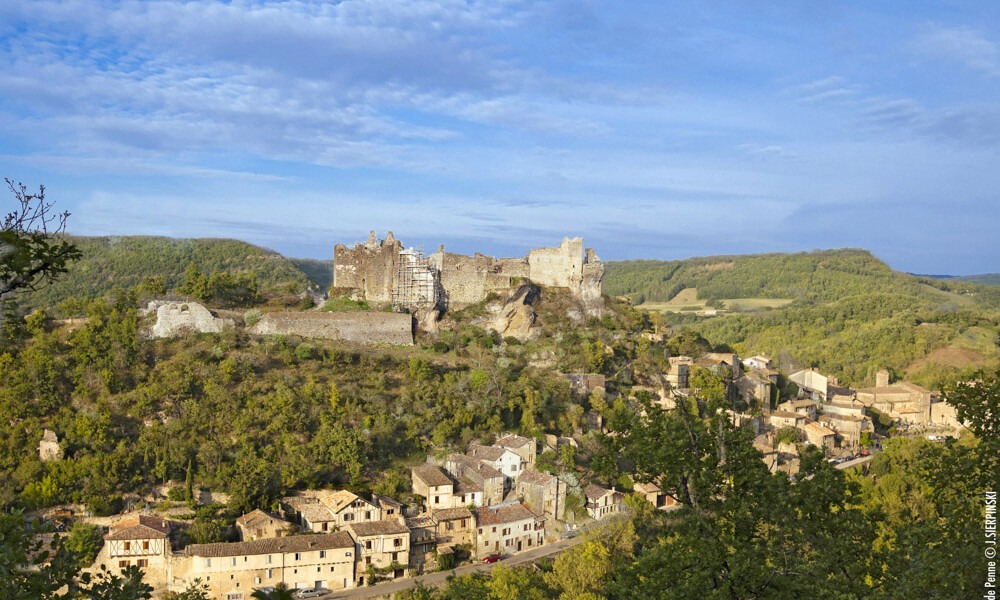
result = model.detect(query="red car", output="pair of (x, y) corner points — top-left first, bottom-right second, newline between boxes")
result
(482, 554), (502, 564)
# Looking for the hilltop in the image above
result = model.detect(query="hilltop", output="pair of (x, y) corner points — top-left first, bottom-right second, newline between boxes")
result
(17, 236), (313, 311)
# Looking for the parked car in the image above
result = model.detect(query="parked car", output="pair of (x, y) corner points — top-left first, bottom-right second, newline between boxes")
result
(296, 589), (328, 598)
(482, 554), (502, 564)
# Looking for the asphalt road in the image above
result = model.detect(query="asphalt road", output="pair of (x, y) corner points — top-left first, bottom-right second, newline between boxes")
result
(322, 535), (587, 599)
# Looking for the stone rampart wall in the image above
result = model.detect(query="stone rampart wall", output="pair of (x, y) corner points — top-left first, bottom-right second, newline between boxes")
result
(147, 302), (235, 338)
(527, 237), (583, 289)
(251, 311), (413, 345)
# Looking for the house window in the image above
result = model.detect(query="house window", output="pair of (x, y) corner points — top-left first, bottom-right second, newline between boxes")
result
(225, 593), (244, 600)
(266, 555), (272, 564)
(142, 541), (149, 551)
(433, 496), (440, 505)
(320, 550), (326, 559)
(365, 541), (372, 550)
(255, 577), (261, 585)
(205, 559), (212, 568)
(343, 514), (353, 522)
(392, 552), (398, 562)
(118, 560), (129, 568)
(365, 556), (371, 566)
(394, 538), (402, 547)
(137, 559), (148, 568)
(322, 522), (329, 531)
(446, 522), (453, 531)
(462, 519), (468, 528)
(492, 527), (496, 533)
(294, 553), (301, 561)
(365, 511), (371, 519)
(231, 557), (237, 566)
(123, 542), (131, 551)
(266, 569), (273, 578)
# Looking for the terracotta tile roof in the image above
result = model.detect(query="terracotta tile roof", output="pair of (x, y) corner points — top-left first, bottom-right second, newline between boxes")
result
(467, 444), (508, 462)
(413, 464), (454, 488)
(769, 410), (805, 420)
(298, 503), (335, 523)
(236, 509), (291, 530)
(105, 515), (171, 540)
(803, 421), (836, 437)
(405, 516), (436, 530)
(432, 507), (473, 521)
(185, 531), (353, 558)
(583, 484), (613, 501)
(454, 479), (482, 494)
(495, 434), (534, 450)
(633, 482), (661, 494)
(347, 520), (409, 537)
(516, 469), (555, 486)
(473, 503), (540, 526)
(448, 454), (504, 480)
(316, 489), (365, 514)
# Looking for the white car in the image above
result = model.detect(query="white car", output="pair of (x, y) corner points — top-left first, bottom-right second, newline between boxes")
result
(296, 589), (328, 598)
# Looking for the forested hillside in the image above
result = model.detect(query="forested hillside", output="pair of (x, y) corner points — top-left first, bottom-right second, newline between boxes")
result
(606, 250), (1000, 388)
(18, 236), (312, 311)
(608, 249), (941, 305)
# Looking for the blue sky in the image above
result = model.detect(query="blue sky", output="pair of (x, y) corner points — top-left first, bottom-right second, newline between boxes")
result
(2, 1), (999, 274)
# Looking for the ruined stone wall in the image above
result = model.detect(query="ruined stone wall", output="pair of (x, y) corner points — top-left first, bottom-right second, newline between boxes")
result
(333, 231), (402, 303)
(527, 237), (583, 289)
(429, 252), (530, 308)
(146, 301), (235, 338)
(250, 311), (413, 345)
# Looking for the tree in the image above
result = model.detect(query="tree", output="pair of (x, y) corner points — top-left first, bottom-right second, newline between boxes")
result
(1, 179), (80, 320)
(250, 582), (293, 600)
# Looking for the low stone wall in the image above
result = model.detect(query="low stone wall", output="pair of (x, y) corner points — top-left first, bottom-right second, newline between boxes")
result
(251, 311), (413, 345)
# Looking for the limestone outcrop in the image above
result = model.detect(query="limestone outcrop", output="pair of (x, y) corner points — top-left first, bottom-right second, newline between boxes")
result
(492, 284), (540, 340)
(145, 301), (234, 338)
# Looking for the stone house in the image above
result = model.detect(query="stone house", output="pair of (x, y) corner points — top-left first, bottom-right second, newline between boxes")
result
(633, 482), (678, 510)
(778, 399), (818, 420)
(855, 380), (934, 425)
(666, 356), (692, 391)
(179, 531), (355, 597)
(494, 434), (537, 469)
(583, 484), (623, 520)
(514, 469), (565, 521)
(802, 421), (837, 451)
(405, 516), (438, 572)
(345, 520), (410, 586)
(432, 507), (475, 549)
(742, 355), (773, 371)
(93, 516), (172, 591)
(467, 444), (523, 485)
(818, 413), (872, 448)
(313, 490), (382, 529)
(768, 410), (808, 429)
(290, 501), (336, 534)
(789, 368), (830, 402)
(235, 509), (295, 542)
(735, 373), (773, 410)
(700, 352), (743, 379)
(411, 464), (456, 512)
(473, 503), (545, 557)
(445, 454), (505, 506)
(374, 495), (403, 520)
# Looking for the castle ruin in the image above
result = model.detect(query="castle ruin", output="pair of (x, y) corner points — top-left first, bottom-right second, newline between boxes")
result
(333, 232), (604, 313)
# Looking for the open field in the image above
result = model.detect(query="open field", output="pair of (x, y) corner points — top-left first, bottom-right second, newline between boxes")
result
(636, 288), (794, 313)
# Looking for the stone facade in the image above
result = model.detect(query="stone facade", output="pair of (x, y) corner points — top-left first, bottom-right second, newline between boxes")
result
(333, 232), (604, 313)
(250, 311), (413, 345)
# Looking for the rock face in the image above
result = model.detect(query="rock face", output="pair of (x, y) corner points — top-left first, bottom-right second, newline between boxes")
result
(250, 311), (413, 345)
(147, 301), (234, 338)
(492, 284), (540, 340)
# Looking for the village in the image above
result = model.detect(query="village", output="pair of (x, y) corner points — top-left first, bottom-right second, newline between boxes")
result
(36, 347), (963, 599)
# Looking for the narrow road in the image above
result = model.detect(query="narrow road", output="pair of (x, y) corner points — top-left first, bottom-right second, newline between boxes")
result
(324, 535), (587, 599)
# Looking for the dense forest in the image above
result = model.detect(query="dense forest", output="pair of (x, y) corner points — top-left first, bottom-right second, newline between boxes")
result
(16, 236), (313, 312)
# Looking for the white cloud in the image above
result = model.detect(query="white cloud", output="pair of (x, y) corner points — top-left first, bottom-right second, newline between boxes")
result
(913, 26), (1000, 77)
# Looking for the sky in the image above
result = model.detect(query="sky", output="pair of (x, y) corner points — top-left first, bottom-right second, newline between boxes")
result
(1, 1), (999, 275)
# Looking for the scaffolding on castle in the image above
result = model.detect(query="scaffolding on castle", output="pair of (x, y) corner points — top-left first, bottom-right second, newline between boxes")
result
(392, 247), (441, 309)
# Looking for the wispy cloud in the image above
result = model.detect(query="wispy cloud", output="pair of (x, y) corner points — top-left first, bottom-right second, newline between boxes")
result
(913, 26), (1000, 77)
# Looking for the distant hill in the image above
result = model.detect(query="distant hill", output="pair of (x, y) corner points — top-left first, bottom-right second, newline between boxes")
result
(19, 236), (311, 311)
(290, 258), (334, 291)
(606, 249), (1000, 389)
(921, 273), (1000, 286)
(605, 249), (930, 305)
